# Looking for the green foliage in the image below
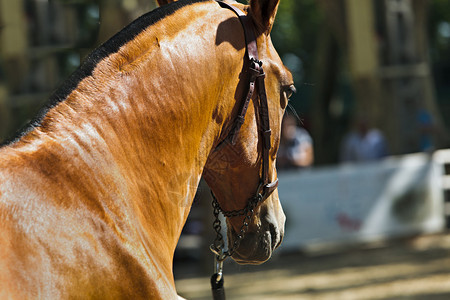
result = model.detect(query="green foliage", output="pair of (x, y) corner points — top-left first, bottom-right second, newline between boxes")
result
(429, 0), (450, 63)
(272, 0), (322, 56)
(271, 0), (323, 114)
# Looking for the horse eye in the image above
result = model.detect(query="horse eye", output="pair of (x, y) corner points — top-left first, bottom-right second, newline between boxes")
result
(285, 85), (296, 99)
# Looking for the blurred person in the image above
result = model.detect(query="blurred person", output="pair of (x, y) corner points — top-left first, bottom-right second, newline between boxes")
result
(340, 115), (388, 163)
(277, 114), (314, 170)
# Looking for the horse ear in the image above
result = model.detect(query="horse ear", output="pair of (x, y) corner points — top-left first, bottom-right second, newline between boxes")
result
(249, 0), (280, 34)
(156, 0), (177, 6)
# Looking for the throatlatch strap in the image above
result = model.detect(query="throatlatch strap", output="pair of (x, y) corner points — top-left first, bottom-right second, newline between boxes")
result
(217, 1), (261, 147)
(216, 1), (259, 62)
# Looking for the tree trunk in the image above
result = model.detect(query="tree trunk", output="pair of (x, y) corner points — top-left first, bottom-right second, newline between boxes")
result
(310, 26), (340, 164)
(315, 0), (444, 159)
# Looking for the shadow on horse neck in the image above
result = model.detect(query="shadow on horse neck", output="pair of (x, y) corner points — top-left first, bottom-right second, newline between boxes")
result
(0, 0), (291, 298)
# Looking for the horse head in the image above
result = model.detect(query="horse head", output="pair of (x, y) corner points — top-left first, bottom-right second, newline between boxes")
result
(200, 0), (295, 265)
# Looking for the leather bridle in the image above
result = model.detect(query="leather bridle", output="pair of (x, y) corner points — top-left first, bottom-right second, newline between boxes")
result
(209, 2), (281, 298)
(210, 0), (279, 260)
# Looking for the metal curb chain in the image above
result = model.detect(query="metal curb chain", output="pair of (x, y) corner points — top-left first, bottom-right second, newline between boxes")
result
(210, 191), (263, 261)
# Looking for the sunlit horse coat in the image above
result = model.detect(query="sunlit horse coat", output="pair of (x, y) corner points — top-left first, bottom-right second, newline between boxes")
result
(0, 0), (292, 298)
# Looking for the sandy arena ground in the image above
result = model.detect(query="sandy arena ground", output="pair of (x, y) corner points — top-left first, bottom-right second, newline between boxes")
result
(174, 234), (450, 300)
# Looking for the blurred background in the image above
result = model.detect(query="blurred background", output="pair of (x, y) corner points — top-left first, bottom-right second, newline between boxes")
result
(1, 0), (450, 299)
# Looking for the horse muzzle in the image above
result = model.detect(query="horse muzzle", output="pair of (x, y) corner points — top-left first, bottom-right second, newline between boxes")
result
(227, 212), (285, 265)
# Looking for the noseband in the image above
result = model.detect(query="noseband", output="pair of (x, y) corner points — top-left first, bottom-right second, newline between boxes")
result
(210, 1), (279, 260)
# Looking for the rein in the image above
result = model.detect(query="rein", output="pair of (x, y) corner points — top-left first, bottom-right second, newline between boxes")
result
(209, 1), (279, 299)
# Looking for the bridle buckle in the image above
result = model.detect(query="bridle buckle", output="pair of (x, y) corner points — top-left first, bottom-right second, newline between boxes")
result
(250, 57), (262, 68)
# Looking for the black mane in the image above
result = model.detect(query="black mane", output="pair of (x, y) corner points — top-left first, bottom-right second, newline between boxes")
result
(3, 0), (209, 146)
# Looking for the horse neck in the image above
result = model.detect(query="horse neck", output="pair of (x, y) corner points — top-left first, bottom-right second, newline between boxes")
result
(6, 12), (243, 267)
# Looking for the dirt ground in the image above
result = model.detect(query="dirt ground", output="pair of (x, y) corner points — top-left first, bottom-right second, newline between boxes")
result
(174, 233), (450, 300)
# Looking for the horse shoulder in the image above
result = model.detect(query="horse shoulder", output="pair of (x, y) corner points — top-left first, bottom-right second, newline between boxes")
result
(0, 150), (171, 298)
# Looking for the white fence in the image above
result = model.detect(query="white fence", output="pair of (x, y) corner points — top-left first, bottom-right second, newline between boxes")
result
(278, 150), (449, 253)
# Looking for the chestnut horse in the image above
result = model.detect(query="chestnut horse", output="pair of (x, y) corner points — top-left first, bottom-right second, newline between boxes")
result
(0, 0), (293, 298)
